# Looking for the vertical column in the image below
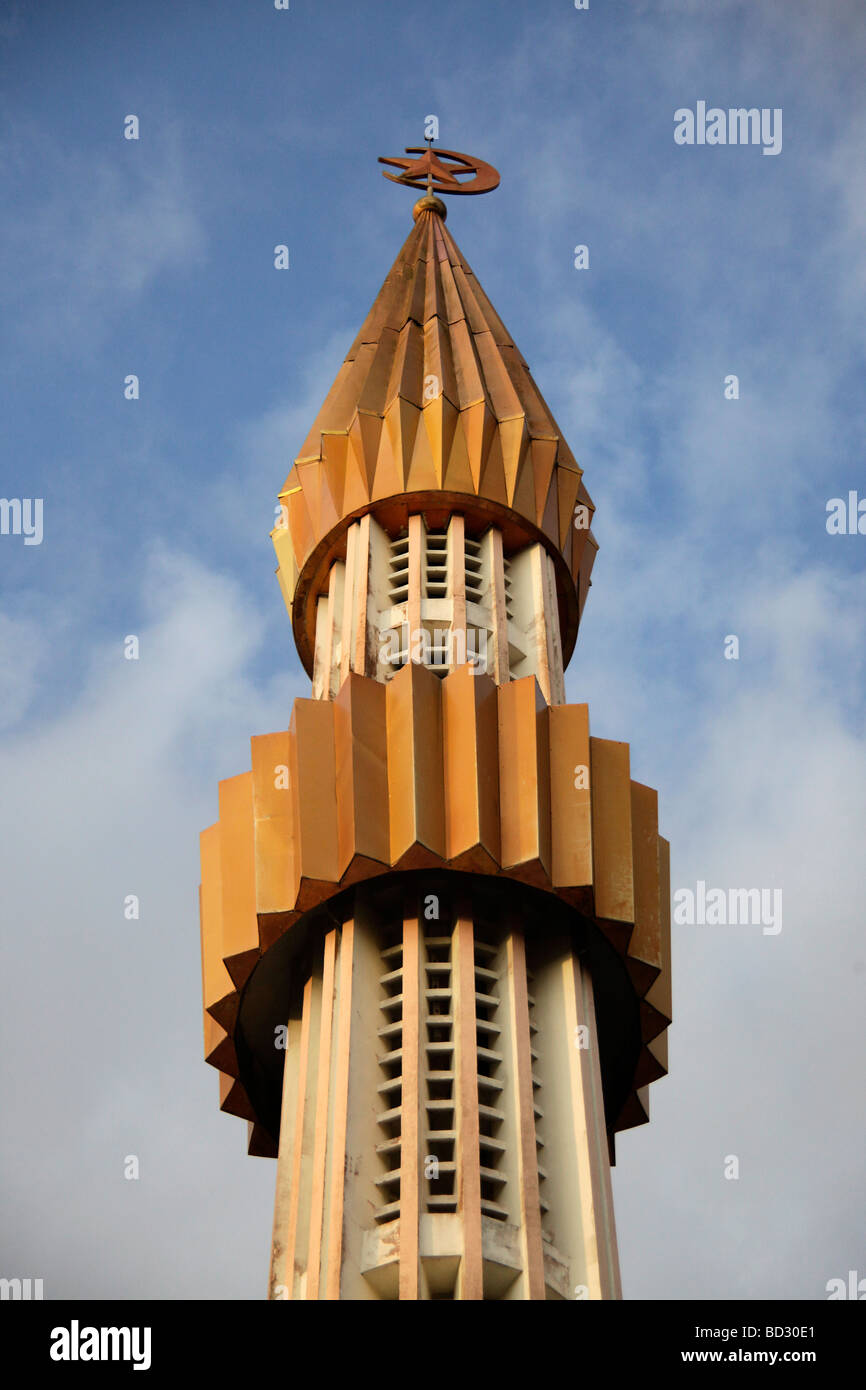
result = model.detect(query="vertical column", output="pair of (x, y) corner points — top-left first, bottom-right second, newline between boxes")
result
(269, 909), (390, 1301)
(340, 900), (393, 1299)
(531, 934), (621, 1299)
(446, 514), (466, 672)
(324, 920), (355, 1298)
(305, 928), (338, 1297)
(399, 898), (423, 1299)
(407, 513), (424, 664)
(482, 527), (509, 684)
(312, 595), (330, 700)
(506, 542), (566, 703)
(368, 515), (394, 683)
(326, 563), (345, 698)
(542, 551), (565, 704)
(350, 514), (373, 678)
(270, 971), (323, 1300)
(499, 925), (546, 1298)
(339, 523), (359, 689)
(566, 956), (621, 1299)
(451, 903), (483, 1299)
(312, 563), (346, 700)
(525, 546), (554, 704)
(268, 1014), (303, 1298)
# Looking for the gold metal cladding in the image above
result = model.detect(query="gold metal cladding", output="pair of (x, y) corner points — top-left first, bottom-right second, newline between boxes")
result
(198, 666), (671, 1155)
(498, 677), (551, 884)
(270, 205), (597, 675)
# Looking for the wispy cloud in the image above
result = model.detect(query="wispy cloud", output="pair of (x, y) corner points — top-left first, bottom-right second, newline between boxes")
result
(0, 125), (202, 353)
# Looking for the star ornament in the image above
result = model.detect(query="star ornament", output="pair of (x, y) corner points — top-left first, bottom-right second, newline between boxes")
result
(378, 146), (500, 196)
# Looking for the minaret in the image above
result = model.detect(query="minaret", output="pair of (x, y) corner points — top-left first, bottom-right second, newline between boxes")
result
(198, 143), (672, 1301)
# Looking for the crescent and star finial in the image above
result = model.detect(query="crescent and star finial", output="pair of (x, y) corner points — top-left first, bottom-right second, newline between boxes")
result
(378, 142), (500, 199)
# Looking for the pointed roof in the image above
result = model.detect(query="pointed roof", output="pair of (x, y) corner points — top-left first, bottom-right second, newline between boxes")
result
(273, 202), (597, 672)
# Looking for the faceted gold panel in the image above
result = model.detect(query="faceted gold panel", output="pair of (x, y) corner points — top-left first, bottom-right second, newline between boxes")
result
(199, 664), (671, 1154)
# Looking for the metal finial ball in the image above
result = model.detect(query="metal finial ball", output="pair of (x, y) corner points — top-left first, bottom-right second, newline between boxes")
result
(412, 194), (447, 221)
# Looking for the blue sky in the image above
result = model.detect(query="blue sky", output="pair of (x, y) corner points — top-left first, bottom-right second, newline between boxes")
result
(1, 0), (864, 1300)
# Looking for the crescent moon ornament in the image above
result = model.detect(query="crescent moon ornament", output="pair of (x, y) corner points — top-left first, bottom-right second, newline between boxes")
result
(378, 145), (500, 196)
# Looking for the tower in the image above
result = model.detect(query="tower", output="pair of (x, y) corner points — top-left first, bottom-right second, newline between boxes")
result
(198, 144), (672, 1300)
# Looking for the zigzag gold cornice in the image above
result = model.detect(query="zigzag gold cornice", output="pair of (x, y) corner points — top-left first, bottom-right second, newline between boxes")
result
(199, 665), (671, 1157)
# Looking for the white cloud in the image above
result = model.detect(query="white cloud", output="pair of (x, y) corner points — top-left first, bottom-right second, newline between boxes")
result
(0, 547), (298, 1295)
(0, 612), (49, 730)
(211, 328), (357, 551)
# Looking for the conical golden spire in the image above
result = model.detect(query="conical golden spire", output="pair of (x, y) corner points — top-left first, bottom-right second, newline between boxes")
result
(273, 201), (597, 675)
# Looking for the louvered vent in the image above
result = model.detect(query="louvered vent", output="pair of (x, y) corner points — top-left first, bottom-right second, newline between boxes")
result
(425, 530), (450, 673)
(388, 534), (410, 604)
(474, 937), (508, 1221)
(424, 929), (457, 1211)
(425, 530), (448, 598)
(464, 536), (483, 603)
(526, 970), (549, 1229)
(375, 935), (404, 1222)
(503, 556), (515, 620)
